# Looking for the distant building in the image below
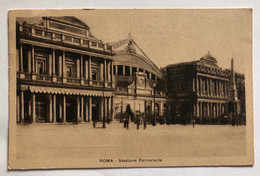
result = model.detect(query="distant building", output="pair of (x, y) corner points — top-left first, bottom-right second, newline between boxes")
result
(109, 37), (167, 121)
(166, 52), (245, 124)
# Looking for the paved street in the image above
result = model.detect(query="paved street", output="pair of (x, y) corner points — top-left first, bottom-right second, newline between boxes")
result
(13, 122), (247, 168)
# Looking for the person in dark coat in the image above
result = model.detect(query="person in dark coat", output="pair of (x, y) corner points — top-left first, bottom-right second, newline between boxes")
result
(192, 118), (195, 128)
(125, 112), (130, 129)
(143, 114), (147, 129)
(135, 112), (141, 130)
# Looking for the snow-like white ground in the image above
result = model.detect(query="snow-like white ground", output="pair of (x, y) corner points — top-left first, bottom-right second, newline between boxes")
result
(12, 122), (246, 169)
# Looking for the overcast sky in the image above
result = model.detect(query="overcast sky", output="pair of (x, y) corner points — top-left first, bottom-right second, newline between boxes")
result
(71, 9), (251, 73)
(17, 9), (252, 73)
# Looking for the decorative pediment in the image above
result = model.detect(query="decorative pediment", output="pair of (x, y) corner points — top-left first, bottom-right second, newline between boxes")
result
(109, 37), (163, 78)
(128, 72), (153, 95)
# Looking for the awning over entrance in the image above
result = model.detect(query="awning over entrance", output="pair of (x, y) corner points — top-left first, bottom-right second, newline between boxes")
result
(29, 85), (114, 97)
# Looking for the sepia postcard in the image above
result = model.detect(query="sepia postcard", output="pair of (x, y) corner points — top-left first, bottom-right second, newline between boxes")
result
(8, 9), (254, 170)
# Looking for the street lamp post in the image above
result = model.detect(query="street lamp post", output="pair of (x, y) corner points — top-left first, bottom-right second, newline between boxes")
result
(153, 83), (156, 125)
(102, 73), (106, 129)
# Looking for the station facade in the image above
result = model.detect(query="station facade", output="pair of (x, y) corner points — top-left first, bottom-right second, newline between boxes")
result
(166, 52), (245, 124)
(16, 17), (115, 123)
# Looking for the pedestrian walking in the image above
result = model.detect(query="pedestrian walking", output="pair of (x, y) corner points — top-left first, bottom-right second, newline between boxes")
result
(192, 119), (195, 128)
(143, 115), (147, 129)
(123, 112), (129, 129)
(135, 112), (141, 130)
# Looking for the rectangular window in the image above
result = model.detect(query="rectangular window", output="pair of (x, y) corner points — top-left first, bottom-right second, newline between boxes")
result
(139, 68), (143, 72)
(37, 62), (44, 74)
(145, 71), (150, 79)
(125, 66), (130, 76)
(66, 66), (72, 77)
(132, 67), (137, 74)
(113, 65), (116, 75)
(151, 74), (155, 80)
(92, 72), (97, 80)
(36, 59), (46, 74)
(118, 65), (123, 76)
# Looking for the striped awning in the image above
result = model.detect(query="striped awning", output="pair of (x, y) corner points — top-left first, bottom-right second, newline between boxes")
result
(29, 86), (114, 97)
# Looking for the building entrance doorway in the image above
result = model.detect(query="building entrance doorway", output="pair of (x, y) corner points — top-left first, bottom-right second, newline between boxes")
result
(66, 95), (77, 122)
(92, 97), (100, 122)
(35, 93), (48, 123)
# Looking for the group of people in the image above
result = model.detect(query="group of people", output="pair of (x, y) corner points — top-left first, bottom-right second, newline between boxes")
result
(123, 111), (146, 130)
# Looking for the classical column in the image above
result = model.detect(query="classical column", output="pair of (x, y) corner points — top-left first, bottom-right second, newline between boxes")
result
(210, 102), (213, 117)
(20, 45), (23, 71)
(16, 48), (19, 72)
(130, 66), (133, 77)
(210, 79), (212, 96)
(107, 97), (112, 119)
(32, 93), (36, 123)
(196, 76), (199, 95)
(85, 97), (89, 122)
(59, 101), (62, 122)
(52, 50), (56, 75)
(81, 96), (84, 122)
(59, 55), (62, 76)
(20, 91), (24, 122)
(89, 97), (92, 121)
(200, 77), (203, 95)
(80, 56), (83, 78)
(49, 94), (53, 122)
(53, 94), (56, 123)
(32, 46), (35, 73)
(49, 54), (52, 75)
(216, 103), (219, 117)
(100, 98), (104, 121)
(108, 61), (111, 82)
(104, 59), (107, 87)
(63, 95), (66, 123)
(80, 56), (84, 84)
(62, 51), (67, 83)
(207, 78), (210, 96)
(17, 94), (20, 123)
(85, 59), (88, 80)
(104, 97), (108, 119)
(31, 46), (36, 80)
(77, 96), (80, 122)
(225, 81), (228, 97)
(111, 62), (115, 88)
(115, 65), (118, 75)
(216, 80), (219, 97)
(28, 50), (31, 73)
(200, 102), (203, 117)
(100, 62), (104, 81)
(89, 56), (92, 85)
(196, 102), (199, 117)
(77, 58), (80, 79)
(122, 65), (125, 76)
(111, 97), (114, 121)
(207, 103), (210, 116)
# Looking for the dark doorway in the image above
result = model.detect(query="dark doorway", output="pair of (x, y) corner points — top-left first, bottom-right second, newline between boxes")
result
(66, 95), (77, 122)
(92, 97), (100, 122)
(35, 93), (48, 123)
(125, 104), (134, 121)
